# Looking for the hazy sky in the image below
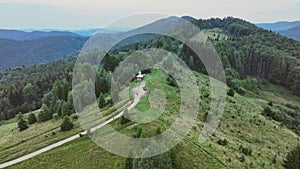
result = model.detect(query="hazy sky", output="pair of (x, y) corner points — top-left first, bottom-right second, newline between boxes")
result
(0, 0), (299, 29)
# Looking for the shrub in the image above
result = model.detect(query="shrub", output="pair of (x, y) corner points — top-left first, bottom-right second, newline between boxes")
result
(60, 117), (74, 131)
(239, 155), (245, 162)
(217, 138), (228, 146)
(239, 145), (252, 156)
(227, 88), (235, 97)
(284, 145), (300, 169)
(52, 113), (59, 120)
(98, 93), (106, 108)
(268, 101), (273, 106)
(18, 118), (28, 131)
(237, 87), (246, 95)
(28, 113), (37, 124)
(263, 107), (273, 117)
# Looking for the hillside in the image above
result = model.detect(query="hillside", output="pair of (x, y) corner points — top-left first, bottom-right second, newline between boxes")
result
(279, 26), (300, 41)
(2, 70), (300, 169)
(256, 21), (300, 32)
(0, 29), (81, 41)
(1, 16), (300, 169)
(0, 36), (87, 71)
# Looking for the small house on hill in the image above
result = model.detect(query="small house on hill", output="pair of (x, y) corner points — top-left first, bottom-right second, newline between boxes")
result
(136, 71), (144, 81)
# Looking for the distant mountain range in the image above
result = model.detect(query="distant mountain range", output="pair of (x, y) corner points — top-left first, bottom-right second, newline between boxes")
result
(0, 28), (124, 71)
(0, 36), (88, 71)
(0, 29), (80, 41)
(0, 17), (299, 72)
(256, 21), (300, 41)
(21, 28), (122, 36)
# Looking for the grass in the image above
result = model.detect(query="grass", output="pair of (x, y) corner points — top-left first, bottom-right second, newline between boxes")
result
(0, 117), (83, 164)
(0, 98), (130, 164)
(6, 136), (125, 169)
(3, 70), (300, 169)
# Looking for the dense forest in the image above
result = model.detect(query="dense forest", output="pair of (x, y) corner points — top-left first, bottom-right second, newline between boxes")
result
(0, 16), (300, 128)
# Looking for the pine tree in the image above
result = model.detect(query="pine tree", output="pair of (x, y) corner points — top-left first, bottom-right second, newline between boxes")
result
(18, 118), (28, 131)
(61, 101), (70, 116)
(98, 93), (106, 108)
(60, 117), (74, 131)
(28, 113), (37, 124)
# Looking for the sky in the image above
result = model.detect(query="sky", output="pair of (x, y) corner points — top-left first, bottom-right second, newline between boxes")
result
(0, 0), (299, 29)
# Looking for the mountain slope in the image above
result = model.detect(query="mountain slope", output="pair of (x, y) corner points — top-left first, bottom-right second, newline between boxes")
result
(256, 21), (300, 32)
(279, 25), (300, 41)
(3, 69), (300, 169)
(0, 29), (81, 41)
(0, 36), (87, 71)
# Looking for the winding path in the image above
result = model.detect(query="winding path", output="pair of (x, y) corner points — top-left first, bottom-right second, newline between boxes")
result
(0, 83), (147, 168)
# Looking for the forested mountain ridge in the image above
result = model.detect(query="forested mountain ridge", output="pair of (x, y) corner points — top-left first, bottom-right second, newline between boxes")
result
(279, 25), (300, 41)
(0, 35), (87, 71)
(190, 17), (300, 95)
(0, 16), (300, 122)
(0, 29), (81, 41)
(1, 16), (300, 169)
(256, 21), (300, 32)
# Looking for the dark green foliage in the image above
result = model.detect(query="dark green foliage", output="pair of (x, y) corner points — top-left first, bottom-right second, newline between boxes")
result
(268, 101), (273, 106)
(61, 101), (71, 116)
(23, 83), (39, 103)
(136, 126), (144, 138)
(37, 104), (52, 122)
(239, 155), (245, 162)
(53, 80), (69, 101)
(125, 153), (134, 169)
(0, 58), (74, 121)
(16, 112), (23, 120)
(18, 118), (28, 131)
(60, 117), (74, 131)
(28, 113), (37, 124)
(217, 138), (228, 146)
(98, 94), (106, 109)
(114, 160), (122, 169)
(263, 107), (273, 117)
(239, 145), (252, 156)
(227, 88), (235, 97)
(131, 147), (178, 169)
(52, 113), (59, 120)
(284, 145), (300, 169)
(156, 126), (162, 135)
(120, 109), (130, 125)
(167, 75), (178, 88)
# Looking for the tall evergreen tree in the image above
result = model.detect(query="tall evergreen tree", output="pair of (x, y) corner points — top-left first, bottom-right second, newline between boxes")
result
(60, 117), (74, 131)
(28, 113), (37, 124)
(98, 93), (106, 108)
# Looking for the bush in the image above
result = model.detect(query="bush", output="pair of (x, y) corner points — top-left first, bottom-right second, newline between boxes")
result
(263, 107), (273, 117)
(237, 87), (246, 95)
(18, 118), (28, 131)
(60, 117), (74, 131)
(38, 104), (52, 122)
(239, 145), (252, 156)
(70, 113), (78, 120)
(120, 109), (130, 124)
(227, 88), (235, 97)
(284, 145), (300, 169)
(268, 101), (273, 106)
(98, 94), (106, 108)
(239, 155), (245, 162)
(52, 113), (59, 120)
(217, 138), (228, 146)
(28, 113), (37, 124)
